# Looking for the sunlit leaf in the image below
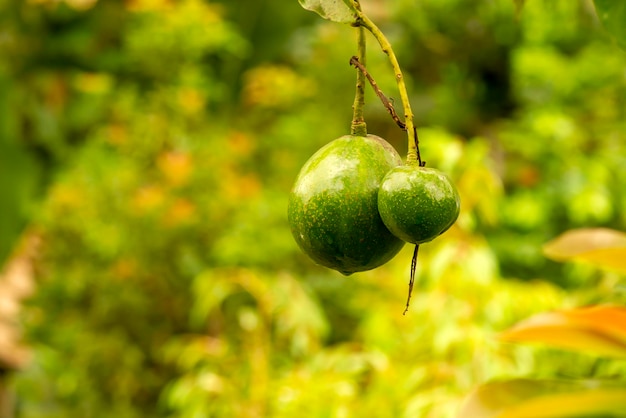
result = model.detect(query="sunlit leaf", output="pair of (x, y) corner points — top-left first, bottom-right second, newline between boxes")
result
(500, 306), (626, 358)
(543, 228), (626, 273)
(298, 0), (357, 23)
(459, 379), (626, 418)
(594, 0), (626, 50)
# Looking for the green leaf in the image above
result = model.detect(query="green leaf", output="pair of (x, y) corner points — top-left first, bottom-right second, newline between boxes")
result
(543, 228), (626, 273)
(594, 0), (626, 50)
(459, 379), (626, 418)
(298, 0), (357, 24)
(499, 306), (626, 358)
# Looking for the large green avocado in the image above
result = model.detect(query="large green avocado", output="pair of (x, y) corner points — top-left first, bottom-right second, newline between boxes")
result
(377, 165), (460, 244)
(288, 135), (405, 275)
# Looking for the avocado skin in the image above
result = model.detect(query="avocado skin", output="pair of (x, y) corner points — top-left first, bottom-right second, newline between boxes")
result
(378, 166), (460, 244)
(288, 135), (405, 275)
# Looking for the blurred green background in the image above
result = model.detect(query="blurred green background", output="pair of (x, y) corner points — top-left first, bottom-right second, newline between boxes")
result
(1, 0), (625, 417)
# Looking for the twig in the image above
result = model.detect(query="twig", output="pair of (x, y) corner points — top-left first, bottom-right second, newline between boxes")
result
(350, 56), (406, 131)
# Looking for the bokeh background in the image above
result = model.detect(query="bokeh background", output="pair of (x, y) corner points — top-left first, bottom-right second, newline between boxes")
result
(1, 0), (625, 417)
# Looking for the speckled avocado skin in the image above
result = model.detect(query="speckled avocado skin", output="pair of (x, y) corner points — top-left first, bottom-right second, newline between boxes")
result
(378, 166), (460, 244)
(288, 135), (405, 275)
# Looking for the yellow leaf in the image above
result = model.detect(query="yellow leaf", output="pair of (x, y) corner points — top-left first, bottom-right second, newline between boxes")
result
(157, 152), (193, 187)
(500, 389), (626, 418)
(458, 379), (626, 418)
(500, 305), (626, 358)
(543, 227), (626, 273)
(132, 185), (165, 214)
(177, 88), (205, 114)
(74, 73), (113, 94)
(126, 0), (173, 12)
(162, 198), (196, 228)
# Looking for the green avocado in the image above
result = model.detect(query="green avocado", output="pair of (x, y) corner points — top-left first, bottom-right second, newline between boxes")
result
(378, 166), (460, 244)
(288, 135), (405, 275)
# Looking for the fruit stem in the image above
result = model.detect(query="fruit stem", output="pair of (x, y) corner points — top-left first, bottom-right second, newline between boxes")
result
(351, 8), (367, 137)
(403, 244), (419, 315)
(350, 56), (405, 130)
(351, 1), (419, 164)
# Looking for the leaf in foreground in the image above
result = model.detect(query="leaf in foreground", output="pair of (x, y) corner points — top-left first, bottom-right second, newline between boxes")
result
(500, 305), (626, 358)
(298, 0), (357, 23)
(543, 227), (626, 273)
(459, 379), (626, 418)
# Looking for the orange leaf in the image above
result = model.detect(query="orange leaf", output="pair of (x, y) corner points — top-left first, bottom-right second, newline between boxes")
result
(500, 306), (626, 358)
(458, 379), (626, 418)
(543, 228), (626, 272)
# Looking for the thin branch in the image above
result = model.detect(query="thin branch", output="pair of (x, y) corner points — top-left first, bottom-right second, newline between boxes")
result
(350, 56), (406, 131)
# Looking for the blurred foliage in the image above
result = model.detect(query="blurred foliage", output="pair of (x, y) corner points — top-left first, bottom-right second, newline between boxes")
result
(460, 235), (626, 417)
(593, 0), (626, 50)
(1, 0), (625, 417)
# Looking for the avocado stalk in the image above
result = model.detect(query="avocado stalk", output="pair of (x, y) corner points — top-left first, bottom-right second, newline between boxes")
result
(350, 0), (421, 166)
(351, 17), (367, 137)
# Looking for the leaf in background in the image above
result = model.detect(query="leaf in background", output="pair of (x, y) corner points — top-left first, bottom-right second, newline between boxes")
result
(458, 379), (626, 418)
(0, 139), (42, 268)
(594, 0), (626, 50)
(543, 228), (626, 273)
(500, 306), (626, 358)
(513, 0), (525, 15)
(298, 0), (357, 23)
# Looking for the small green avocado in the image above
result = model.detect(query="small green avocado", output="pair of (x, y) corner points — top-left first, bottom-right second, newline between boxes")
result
(378, 166), (460, 244)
